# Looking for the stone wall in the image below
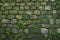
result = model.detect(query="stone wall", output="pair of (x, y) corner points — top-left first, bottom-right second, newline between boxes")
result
(0, 0), (60, 40)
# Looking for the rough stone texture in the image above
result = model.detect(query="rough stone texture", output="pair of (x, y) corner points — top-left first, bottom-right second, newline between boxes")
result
(0, 0), (60, 40)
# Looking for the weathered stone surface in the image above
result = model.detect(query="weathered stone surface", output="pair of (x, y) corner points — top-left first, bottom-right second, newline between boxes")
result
(34, 10), (40, 14)
(0, 15), (6, 19)
(16, 15), (22, 19)
(7, 15), (15, 19)
(12, 28), (18, 33)
(45, 6), (51, 10)
(30, 15), (38, 19)
(4, 3), (9, 6)
(25, 6), (30, 10)
(18, 10), (24, 14)
(52, 10), (57, 14)
(16, 0), (23, 2)
(1, 19), (10, 23)
(20, 3), (25, 6)
(41, 28), (48, 34)
(2, 24), (7, 27)
(57, 28), (60, 33)
(0, 34), (6, 39)
(9, 10), (17, 14)
(35, 2), (40, 7)
(50, 0), (55, 2)
(38, 6), (44, 10)
(11, 19), (17, 24)
(26, 2), (34, 6)
(7, 24), (13, 27)
(24, 29), (29, 33)
(25, 10), (33, 15)
(20, 6), (24, 10)
(41, 2), (46, 6)
(49, 19), (54, 24)
(22, 14), (30, 19)
(13, 6), (20, 10)
(10, 2), (15, 6)
(0, 0), (59, 40)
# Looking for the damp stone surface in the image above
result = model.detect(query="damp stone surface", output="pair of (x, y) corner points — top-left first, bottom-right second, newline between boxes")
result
(0, 0), (60, 40)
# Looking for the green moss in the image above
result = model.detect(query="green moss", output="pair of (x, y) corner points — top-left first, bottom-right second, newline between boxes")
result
(6, 31), (10, 35)
(56, 0), (60, 4)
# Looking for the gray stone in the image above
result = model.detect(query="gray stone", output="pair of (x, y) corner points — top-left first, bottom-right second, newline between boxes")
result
(18, 10), (24, 14)
(42, 19), (49, 24)
(16, 0), (23, 2)
(45, 6), (51, 10)
(9, 10), (17, 14)
(1, 19), (10, 23)
(41, 28), (48, 34)
(11, 19), (17, 24)
(34, 10), (40, 14)
(24, 0), (30, 2)
(12, 28), (18, 33)
(16, 15), (22, 19)
(41, 24), (46, 27)
(40, 10), (47, 14)
(2, 24), (7, 27)
(0, 34), (6, 38)
(41, 2), (46, 6)
(31, 0), (36, 1)
(25, 10), (33, 15)
(32, 20), (40, 24)
(20, 6), (24, 10)
(4, 3), (9, 6)
(1, 7), (4, 10)
(28, 34), (40, 39)
(13, 6), (20, 10)
(25, 6), (30, 10)
(50, 0), (55, 2)
(0, 3), (3, 6)
(44, 0), (49, 2)
(39, 15), (46, 19)
(57, 28), (60, 33)
(15, 3), (20, 6)
(46, 15), (52, 19)
(37, 0), (43, 2)
(35, 2), (40, 7)
(20, 3), (25, 6)
(13, 25), (18, 27)
(7, 24), (13, 27)
(56, 5), (60, 10)
(56, 19), (60, 24)
(29, 28), (41, 33)
(49, 19), (54, 24)
(30, 15), (38, 19)
(52, 10), (57, 14)
(3, 10), (8, 14)
(0, 15), (6, 19)
(6, 0), (12, 2)
(24, 29), (29, 33)
(1, 0), (6, 2)
(30, 6), (36, 9)
(5, 6), (12, 10)
(22, 15), (30, 19)
(19, 29), (23, 33)
(7, 15), (15, 19)
(38, 6), (44, 10)
(26, 2), (34, 6)
(10, 2), (15, 6)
